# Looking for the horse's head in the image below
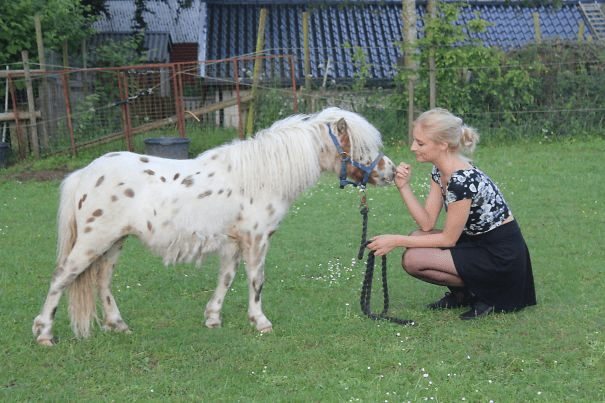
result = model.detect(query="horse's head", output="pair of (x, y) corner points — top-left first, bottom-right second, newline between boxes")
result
(320, 111), (395, 188)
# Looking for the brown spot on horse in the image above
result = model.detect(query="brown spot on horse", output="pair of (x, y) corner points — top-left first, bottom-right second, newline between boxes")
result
(78, 194), (87, 210)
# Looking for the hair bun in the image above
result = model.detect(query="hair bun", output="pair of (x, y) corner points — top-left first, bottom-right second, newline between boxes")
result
(461, 126), (479, 153)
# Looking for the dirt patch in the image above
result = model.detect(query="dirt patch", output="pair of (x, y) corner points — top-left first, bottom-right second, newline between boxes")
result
(1, 169), (71, 182)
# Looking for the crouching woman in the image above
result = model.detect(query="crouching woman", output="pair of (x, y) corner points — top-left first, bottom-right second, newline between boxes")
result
(367, 108), (536, 319)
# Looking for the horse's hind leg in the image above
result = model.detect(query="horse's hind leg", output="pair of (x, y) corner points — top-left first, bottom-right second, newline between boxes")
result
(32, 263), (73, 345)
(33, 244), (104, 345)
(205, 239), (241, 329)
(96, 238), (131, 334)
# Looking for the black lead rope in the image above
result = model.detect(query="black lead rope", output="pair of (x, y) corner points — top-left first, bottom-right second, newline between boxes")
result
(357, 191), (417, 326)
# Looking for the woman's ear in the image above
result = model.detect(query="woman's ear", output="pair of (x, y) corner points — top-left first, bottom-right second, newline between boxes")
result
(438, 141), (449, 152)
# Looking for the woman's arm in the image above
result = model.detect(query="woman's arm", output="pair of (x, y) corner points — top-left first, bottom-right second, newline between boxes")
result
(393, 162), (443, 232)
(367, 198), (471, 256)
(399, 180), (443, 232)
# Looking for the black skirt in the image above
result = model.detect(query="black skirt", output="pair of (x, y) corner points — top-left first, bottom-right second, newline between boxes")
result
(450, 220), (537, 312)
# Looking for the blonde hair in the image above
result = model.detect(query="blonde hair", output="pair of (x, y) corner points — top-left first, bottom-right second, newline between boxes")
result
(413, 108), (479, 156)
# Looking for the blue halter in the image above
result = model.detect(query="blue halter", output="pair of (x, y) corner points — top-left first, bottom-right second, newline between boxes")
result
(327, 125), (384, 189)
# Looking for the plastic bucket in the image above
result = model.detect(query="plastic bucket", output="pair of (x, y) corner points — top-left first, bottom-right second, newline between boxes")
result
(144, 137), (191, 159)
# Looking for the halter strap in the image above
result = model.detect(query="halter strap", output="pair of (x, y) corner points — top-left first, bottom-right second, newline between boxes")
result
(327, 124), (384, 189)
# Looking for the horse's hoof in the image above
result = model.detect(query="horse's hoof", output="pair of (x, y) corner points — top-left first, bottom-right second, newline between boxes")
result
(105, 326), (132, 334)
(37, 338), (56, 346)
(205, 319), (221, 328)
(102, 319), (132, 334)
(250, 316), (273, 332)
(113, 324), (132, 334)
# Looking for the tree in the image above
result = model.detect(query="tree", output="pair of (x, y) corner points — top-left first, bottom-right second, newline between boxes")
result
(132, 0), (197, 31)
(396, 2), (537, 122)
(0, 0), (106, 67)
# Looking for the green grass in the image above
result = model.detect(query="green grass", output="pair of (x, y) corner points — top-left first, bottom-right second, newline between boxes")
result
(0, 138), (603, 402)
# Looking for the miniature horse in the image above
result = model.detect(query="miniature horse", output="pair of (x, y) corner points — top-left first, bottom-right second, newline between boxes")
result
(32, 107), (395, 345)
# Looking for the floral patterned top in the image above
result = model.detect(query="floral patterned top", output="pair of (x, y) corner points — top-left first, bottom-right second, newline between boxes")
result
(431, 165), (512, 235)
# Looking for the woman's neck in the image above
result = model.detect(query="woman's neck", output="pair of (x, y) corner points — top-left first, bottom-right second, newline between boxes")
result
(434, 154), (471, 176)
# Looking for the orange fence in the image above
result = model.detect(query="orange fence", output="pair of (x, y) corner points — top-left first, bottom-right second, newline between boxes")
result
(1, 55), (297, 161)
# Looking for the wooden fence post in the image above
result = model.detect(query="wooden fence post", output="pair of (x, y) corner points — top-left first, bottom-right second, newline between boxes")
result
(533, 12), (542, 42)
(402, 0), (418, 142)
(303, 11), (311, 91)
(245, 8), (267, 137)
(303, 11), (312, 110)
(61, 72), (77, 156)
(427, 0), (436, 110)
(22, 51), (40, 159)
(34, 15), (50, 150)
(1, 66), (8, 144)
(7, 75), (26, 158)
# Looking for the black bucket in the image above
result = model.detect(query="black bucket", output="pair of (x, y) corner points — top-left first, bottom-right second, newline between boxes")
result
(144, 137), (191, 159)
(0, 142), (10, 169)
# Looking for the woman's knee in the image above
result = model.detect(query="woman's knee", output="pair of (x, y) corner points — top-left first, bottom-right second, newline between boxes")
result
(402, 249), (421, 276)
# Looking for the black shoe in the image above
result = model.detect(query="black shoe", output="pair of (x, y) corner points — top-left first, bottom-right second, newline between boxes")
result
(459, 301), (494, 320)
(427, 292), (471, 310)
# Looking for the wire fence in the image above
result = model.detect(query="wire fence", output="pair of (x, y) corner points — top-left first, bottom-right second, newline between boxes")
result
(1, 55), (298, 161)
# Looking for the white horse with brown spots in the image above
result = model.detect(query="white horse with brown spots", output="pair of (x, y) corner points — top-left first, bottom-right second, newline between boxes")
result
(32, 107), (395, 345)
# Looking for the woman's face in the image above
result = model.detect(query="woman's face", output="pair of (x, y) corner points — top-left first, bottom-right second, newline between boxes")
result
(410, 126), (444, 163)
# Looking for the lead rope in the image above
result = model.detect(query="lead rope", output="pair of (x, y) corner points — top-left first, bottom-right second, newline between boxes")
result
(357, 188), (417, 326)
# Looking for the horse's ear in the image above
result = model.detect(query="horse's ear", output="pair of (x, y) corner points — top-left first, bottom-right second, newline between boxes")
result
(336, 118), (351, 153)
(336, 118), (348, 135)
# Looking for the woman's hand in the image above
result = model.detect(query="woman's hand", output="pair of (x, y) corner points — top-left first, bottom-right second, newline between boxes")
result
(367, 235), (402, 256)
(395, 162), (412, 189)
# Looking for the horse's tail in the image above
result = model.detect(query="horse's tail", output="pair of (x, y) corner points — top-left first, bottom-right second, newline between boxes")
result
(68, 267), (97, 338)
(57, 172), (98, 338)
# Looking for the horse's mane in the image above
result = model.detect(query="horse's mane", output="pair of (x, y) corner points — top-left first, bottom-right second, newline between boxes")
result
(197, 108), (383, 199)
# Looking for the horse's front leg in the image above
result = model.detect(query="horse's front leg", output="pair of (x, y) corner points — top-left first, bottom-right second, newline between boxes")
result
(243, 232), (272, 332)
(205, 240), (241, 329)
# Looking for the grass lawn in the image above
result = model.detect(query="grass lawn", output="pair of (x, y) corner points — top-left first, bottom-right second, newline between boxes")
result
(0, 137), (603, 402)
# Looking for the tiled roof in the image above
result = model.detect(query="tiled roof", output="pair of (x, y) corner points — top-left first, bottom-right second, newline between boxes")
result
(88, 32), (173, 63)
(93, 1), (604, 84)
(91, 0), (205, 43)
(462, 3), (591, 50)
(205, 1), (597, 83)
